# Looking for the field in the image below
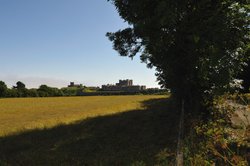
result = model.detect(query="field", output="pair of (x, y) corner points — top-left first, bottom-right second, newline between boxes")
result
(0, 95), (165, 137)
(0, 95), (179, 165)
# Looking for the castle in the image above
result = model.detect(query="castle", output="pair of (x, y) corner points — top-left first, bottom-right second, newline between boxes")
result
(68, 82), (83, 88)
(102, 79), (146, 92)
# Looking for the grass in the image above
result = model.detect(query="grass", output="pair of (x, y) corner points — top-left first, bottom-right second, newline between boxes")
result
(0, 95), (166, 137)
(0, 95), (179, 166)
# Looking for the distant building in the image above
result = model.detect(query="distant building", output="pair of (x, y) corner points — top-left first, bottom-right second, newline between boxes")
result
(116, 79), (133, 86)
(102, 79), (146, 92)
(68, 82), (83, 88)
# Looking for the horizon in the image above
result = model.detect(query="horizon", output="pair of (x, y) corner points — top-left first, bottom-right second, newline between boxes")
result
(1, 78), (161, 89)
(0, 1), (160, 89)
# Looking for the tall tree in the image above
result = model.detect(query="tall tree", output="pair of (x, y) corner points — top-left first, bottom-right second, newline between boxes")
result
(0, 81), (8, 97)
(15, 81), (26, 90)
(14, 81), (27, 97)
(107, 0), (249, 112)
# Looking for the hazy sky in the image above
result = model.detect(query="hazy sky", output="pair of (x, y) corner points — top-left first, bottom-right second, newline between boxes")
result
(0, 0), (159, 88)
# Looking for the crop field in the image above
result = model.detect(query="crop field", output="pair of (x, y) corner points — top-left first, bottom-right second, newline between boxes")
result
(0, 95), (181, 165)
(0, 95), (166, 137)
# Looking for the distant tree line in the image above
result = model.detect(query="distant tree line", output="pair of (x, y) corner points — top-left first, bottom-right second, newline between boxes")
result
(0, 81), (82, 98)
(0, 81), (169, 98)
(79, 89), (169, 96)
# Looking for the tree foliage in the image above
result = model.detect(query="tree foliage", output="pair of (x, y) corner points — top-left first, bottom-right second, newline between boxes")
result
(107, 0), (250, 112)
(0, 81), (8, 97)
(0, 81), (66, 98)
(13, 81), (28, 97)
(15, 81), (26, 90)
(238, 53), (250, 93)
(38, 85), (64, 97)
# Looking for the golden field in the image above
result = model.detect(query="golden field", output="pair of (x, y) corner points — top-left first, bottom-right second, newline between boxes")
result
(0, 95), (180, 165)
(0, 95), (165, 137)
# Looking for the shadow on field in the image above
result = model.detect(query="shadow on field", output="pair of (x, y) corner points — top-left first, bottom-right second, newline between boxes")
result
(0, 98), (179, 166)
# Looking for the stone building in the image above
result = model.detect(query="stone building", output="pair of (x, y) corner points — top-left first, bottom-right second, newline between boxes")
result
(116, 79), (133, 86)
(68, 82), (83, 88)
(102, 79), (146, 92)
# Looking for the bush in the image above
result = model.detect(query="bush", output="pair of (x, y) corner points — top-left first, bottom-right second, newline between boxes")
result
(183, 97), (249, 165)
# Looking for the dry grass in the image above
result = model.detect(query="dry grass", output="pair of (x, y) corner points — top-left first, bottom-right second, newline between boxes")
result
(0, 95), (165, 137)
(0, 96), (179, 166)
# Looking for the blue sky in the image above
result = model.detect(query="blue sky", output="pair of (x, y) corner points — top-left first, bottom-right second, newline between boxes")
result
(0, 0), (159, 88)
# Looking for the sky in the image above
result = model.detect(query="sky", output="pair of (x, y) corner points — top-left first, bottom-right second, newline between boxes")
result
(0, 0), (159, 88)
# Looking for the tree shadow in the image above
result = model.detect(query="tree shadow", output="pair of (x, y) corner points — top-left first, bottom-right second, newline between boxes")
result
(0, 98), (179, 166)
